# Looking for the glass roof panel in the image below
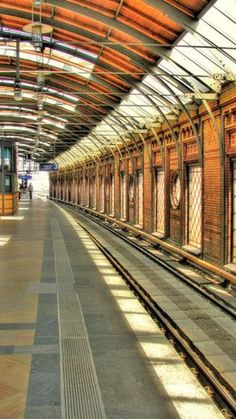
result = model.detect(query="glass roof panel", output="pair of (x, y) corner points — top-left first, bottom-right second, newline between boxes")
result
(0, 41), (96, 80)
(0, 90), (77, 113)
(59, 0), (236, 163)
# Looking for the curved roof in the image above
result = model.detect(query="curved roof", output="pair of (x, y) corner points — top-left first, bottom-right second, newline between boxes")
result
(0, 0), (235, 163)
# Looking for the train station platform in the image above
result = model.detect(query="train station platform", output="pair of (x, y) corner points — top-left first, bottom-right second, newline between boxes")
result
(0, 197), (229, 418)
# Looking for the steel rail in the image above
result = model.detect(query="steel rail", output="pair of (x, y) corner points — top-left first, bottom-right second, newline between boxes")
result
(52, 198), (236, 418)
(53, 198), (236, 318)
(51, 197), (236, 289)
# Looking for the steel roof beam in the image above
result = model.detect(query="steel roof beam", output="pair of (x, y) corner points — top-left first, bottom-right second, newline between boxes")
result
(141, 0), (196, 28)
(0, 13), (198, 98)
(46, 0), (172, 53)
(0, 10), (152, 67)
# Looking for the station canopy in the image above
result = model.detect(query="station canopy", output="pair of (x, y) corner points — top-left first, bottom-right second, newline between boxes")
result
(0, 0), (235, 165)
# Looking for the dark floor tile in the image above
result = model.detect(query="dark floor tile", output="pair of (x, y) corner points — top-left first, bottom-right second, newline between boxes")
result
(0, 322), (35, 330)
(34, 336), (59, 345)
(26, 372), (60, 406)
(25, 406), (61, 418)
(30, 353), (60, 373)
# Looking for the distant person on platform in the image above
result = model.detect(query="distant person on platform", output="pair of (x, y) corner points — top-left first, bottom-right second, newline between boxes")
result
(28, 183), (33, 200)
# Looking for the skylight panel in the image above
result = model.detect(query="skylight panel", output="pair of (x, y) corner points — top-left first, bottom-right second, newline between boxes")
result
(0, 111), (37, 121)
(0, 89), (77, 112)
(0, 45), (95, 81)
(215, 0), (236, 21)
(202, 6), (236, 44)
(0, 125), (58, 140)
(0, 78), (78, 103)
(177, 41), (224, 75)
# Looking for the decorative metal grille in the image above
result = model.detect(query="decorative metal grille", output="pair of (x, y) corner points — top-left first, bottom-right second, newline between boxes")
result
(86, 178), (89, 206)
(81, 179), (84, 205)
(120, 172), (127, 219)
(232, 162), (236, 263)
(136, 172), (143, 225)
(89, 178), (92, 207)
(75, 181), (78, 204)
(100, 176), (104, 212)
(188, 165), (202, 248)
(78, 179), (82, 204)
(66, 182), (68, 201)
(93, 177), (96, 209)
(156, 170), (165, 234)
(110, 174), (115, 215)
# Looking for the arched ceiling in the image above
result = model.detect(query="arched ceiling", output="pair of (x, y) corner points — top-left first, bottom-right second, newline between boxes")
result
(0, 0), (235, 164)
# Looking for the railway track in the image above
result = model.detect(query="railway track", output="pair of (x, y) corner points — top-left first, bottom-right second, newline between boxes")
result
(52, 199), (236, 417)
(58, 200), (236, 319)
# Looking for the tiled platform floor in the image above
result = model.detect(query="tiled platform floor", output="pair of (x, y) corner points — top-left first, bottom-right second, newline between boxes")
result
(0, 197), (225, 419)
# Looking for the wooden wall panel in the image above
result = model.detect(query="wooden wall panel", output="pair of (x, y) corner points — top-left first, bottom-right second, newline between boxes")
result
(50, 82), (236, 270)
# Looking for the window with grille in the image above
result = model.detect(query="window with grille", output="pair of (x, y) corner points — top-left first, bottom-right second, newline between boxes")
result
(68, 181), (71, 202)
(75, 180), (78, 204)
(78, 178), (83, 204)
(90, 177), (96, 208)
(89, 178), (92, 207)
(85, 177), (89, 206)
(110, 174), (115, 215)
(93, 177), (96, 209)
(100, 176), (105, 212)
(66, 182), (68, 201)
(60, 183), (62, 199)
(187, 165), (202, 249)
(232, 161), (236, 263)
(155, 170), (165, 234)
(136, 171), (143, 226)
(120, 172), (127, 219)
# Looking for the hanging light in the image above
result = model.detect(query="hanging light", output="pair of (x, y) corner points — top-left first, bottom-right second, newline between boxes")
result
(34, 0), (42, 6)
(14, 81), (22, 101)
(32, 25), (43, 52)
(37, 90), (44, 112)
(37, 70), (44, 89)
(23, 22), (52, 53)
(14, 39), (22, 101)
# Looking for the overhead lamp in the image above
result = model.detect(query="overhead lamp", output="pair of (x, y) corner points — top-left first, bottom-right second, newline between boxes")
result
(37, 90), (44, 111)
(38, 109), (45, 120)
(38, 114), (43, 123)
(14, 81), (22, 101)
(34, 0), (42, 6)
(23, 22), (52, 53)
(14, 39), (22, 101)
(37, 71), (44, 89)
(213, 72), (236, 82)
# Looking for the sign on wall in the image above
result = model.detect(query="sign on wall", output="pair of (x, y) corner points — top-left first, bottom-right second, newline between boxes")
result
(18, 174), (32, 180)
(39, 162), (58, 171)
